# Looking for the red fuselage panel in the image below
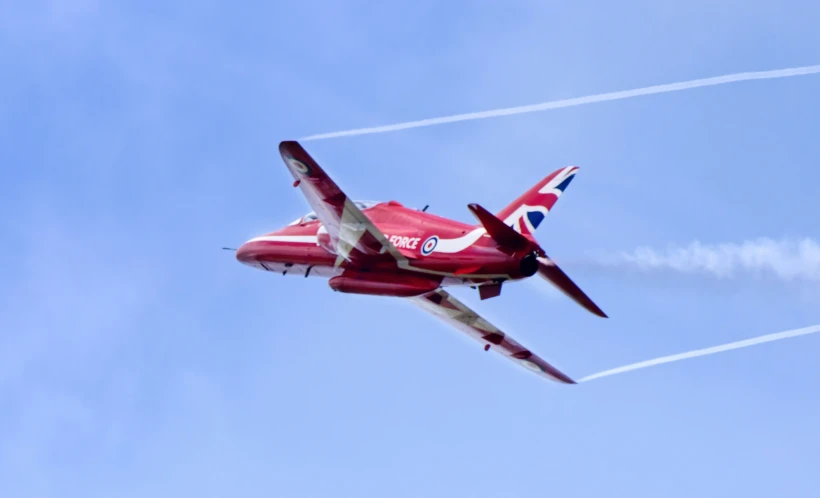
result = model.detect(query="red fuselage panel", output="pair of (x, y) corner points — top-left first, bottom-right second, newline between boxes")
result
(236, 202), (533, 285)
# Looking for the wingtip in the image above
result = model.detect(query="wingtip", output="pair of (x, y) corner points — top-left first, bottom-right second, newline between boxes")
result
(278, 139), (298, 151)
(583, 303), (608, 318)
(554, 372), (578, 385)
(538, 362), (578, 385)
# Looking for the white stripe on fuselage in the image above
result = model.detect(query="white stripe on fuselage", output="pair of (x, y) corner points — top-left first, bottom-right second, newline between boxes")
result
(249, 235), (318, 244)
(433, 228), (488, 253)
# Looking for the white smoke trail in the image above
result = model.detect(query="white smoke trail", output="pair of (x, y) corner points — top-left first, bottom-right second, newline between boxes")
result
(579, 324), (820, 382)
(300, 64), (820, 141)
(599, 238), (820, 282)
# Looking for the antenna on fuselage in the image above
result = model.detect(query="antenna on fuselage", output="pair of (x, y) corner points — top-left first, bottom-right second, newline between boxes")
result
(421, 205), (429, 212)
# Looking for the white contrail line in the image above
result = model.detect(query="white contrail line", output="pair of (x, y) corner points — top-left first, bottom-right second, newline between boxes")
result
(300, 64), (820, 141)
(579, 324), (820, 383)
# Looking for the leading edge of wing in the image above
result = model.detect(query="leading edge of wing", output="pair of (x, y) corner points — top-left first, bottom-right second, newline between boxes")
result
(409, 289), (576, 384)
(278, 140), (399, 263)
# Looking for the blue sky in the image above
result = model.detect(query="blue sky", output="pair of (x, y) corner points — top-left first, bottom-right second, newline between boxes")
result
(2, 1), (819, 497)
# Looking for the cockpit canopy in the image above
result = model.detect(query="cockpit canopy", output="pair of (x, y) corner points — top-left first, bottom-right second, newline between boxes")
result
(289, 200), (383, 225)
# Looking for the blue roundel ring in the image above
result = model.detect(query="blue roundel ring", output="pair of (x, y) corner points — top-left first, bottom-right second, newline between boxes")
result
(420, 235), (439, 256)
(286, 156), (311, 176)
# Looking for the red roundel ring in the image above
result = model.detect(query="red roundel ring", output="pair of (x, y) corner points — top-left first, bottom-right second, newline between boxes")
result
(421, 235), (439, 256)
(286, 156), (311, 175)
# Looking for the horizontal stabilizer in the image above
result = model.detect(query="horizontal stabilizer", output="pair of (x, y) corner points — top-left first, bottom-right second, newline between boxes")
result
(537, 257), (607, 318)
(467, 203), (542, 256)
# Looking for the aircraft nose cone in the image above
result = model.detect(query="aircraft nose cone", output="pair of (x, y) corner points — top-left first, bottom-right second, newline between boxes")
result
(235, 241), (256, 264)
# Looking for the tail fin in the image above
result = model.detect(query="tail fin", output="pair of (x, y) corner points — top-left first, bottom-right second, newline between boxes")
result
(495, 166), (579, 237)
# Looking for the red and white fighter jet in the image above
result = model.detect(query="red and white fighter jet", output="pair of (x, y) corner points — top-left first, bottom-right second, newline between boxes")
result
(235, 141), (607, 384)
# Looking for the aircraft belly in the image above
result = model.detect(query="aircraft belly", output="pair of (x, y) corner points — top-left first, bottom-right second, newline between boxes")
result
(440, 276), (485, 287)
(404, 251), (524, 279)
(257, 262), (342, 278)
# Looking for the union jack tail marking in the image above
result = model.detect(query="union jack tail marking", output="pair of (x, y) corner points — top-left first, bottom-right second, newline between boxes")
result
(495, 166), (579, 237)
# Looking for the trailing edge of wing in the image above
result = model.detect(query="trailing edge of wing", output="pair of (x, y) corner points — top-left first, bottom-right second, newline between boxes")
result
(410, 289), (576, 384)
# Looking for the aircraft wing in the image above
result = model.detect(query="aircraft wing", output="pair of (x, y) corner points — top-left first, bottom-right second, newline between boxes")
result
(410, 289), (575, 384)
(278, 141), (400, 264)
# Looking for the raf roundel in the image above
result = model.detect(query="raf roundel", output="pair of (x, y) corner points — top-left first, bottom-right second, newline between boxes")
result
(420, 235), (439, 256)
(286, 156), (311, 176)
